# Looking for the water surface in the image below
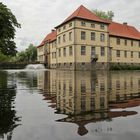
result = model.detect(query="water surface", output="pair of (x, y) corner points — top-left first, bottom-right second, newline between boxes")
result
(0, 70), (140, 140)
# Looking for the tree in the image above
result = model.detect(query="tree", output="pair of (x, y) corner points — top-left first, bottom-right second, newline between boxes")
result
(0, 2), (21, 56)
(92, 9), (114, 21)
(16, 44), (37, 62)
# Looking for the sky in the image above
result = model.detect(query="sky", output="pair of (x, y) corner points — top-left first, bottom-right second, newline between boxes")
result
(1, 0), (140, 51)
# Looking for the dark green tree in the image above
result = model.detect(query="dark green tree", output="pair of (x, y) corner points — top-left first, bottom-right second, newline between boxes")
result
(16, 44), (37, 62)
(0, 2), (21, 56)
(92, 9), (114, 21)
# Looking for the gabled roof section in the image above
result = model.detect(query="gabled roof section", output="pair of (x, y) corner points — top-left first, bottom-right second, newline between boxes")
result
(37, 30), (57, 48)
(56, 5), (109, 28)
(109, 22), (140, 40)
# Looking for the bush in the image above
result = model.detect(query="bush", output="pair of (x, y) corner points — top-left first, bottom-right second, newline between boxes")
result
(110, 64), (140, 70)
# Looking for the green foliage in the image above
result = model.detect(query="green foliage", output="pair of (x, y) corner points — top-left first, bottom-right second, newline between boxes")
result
(0, 2), (21, 56)
(110, 64), (140, 70)
(92, 9), (114, 21)
(0, 52), (11, 62)
(16, 44), (37, 62)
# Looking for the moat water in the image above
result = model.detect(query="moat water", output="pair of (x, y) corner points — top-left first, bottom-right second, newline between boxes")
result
(0, 69), (140, 140)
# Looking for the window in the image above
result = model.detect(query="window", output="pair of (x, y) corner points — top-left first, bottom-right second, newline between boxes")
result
(100, 33), (105, 42)
(81, 31), (86, 40)
(81, 81), (86, 93)
(63, 48), (66, 57)
(69, 22), (72, 27)
(124, 51), (127, 58)
(125, 39), (127, 46)
(59, 49), (61, 57)
(81, 46), (86, 55)
(69, 32), (72, 41)
(131, 51), (133, 58)
(116, 50), (120, 57)
(101, 47), (105, 56)
(63, 34), (66, 42)
(91, 32), (95, 41)
(81, 21), (86, 26)
(58, 36), (61, 44)
(139, 52), (140, 58)
(63, 25), (66, 30)
(131, 40), (133, 46)
(91, 23), (95, 28)
(91, 46), (95, 56)
(58, 28), (61, 32)
(117, 38), (120, 45)
(139, 41), (140, 47)
(69, 46), (73, 56)
(100, 24), (105, 29)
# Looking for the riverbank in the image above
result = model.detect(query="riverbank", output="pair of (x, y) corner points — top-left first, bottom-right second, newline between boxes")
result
(0, 62), (38, 69)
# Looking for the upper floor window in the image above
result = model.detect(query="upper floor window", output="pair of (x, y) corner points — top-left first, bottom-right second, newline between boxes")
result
(58, 28), (61, 32)
(131, 51), (133, 58)
(81, 46), (86, 55)
(59, 48), (61, 57)
(69, 32), (72, 41)
(117, 38), (120, 45)
(100, 24), (105, 29)
(101, 47), (105, 56)
(116, 50), (120, 57)
(91, 32), (95, 41)
(91, 23), (95, 28)
(81, 21), (86, 26)
(63, 34), (66, 42)
(131, 40), (133, 46)
(69, 22), (72, 27)
(58, 36), (61, 44)
(124, 51), (127, 58)
(63, 48), (66, 57)
(139, 52), (140, 58)
(69, 46), (73, 56)
(81, 31), (86, 40)
(125, 39), (127, 46)
(100, 33), (105, 42)
(63, 25), (66, 30)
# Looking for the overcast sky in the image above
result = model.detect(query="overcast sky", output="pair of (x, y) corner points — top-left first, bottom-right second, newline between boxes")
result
(1, 0), (140, 51)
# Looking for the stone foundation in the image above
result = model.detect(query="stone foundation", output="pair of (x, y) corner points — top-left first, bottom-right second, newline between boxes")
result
(49, 62), (109, 70)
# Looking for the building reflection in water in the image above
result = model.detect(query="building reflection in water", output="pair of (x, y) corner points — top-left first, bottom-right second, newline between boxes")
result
(37, 70), (140, 136)
(0, 71), (21, 140)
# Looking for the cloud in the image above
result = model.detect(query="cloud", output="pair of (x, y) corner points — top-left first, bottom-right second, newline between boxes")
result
(1, 0), (140, 51)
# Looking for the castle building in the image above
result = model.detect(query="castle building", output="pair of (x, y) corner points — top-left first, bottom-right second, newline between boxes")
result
(37, 5), (140, 70)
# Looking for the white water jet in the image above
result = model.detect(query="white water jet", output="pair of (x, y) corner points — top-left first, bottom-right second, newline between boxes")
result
(25, 64), (45, 69)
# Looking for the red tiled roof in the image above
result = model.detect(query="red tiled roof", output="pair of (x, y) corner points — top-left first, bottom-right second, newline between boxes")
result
(56, 5), (109, 28)
(109, 21), (140, 40)
(37, 30), (57, 47)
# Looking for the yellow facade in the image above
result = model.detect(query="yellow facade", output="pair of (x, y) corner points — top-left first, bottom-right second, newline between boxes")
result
(37, 6), (140, 70)
(110, 36), (140, 63)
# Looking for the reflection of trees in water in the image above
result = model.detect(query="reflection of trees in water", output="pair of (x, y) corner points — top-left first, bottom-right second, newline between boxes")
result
(0, 71), (21, 140)
(17, 71), (37, 89)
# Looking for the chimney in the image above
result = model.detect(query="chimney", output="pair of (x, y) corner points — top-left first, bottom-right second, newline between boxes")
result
(123, 22), (128, 25)
(51, 29), (55, 32)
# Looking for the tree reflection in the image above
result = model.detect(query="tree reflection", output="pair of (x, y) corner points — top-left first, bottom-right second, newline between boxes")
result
(0, 71), (20, 140)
